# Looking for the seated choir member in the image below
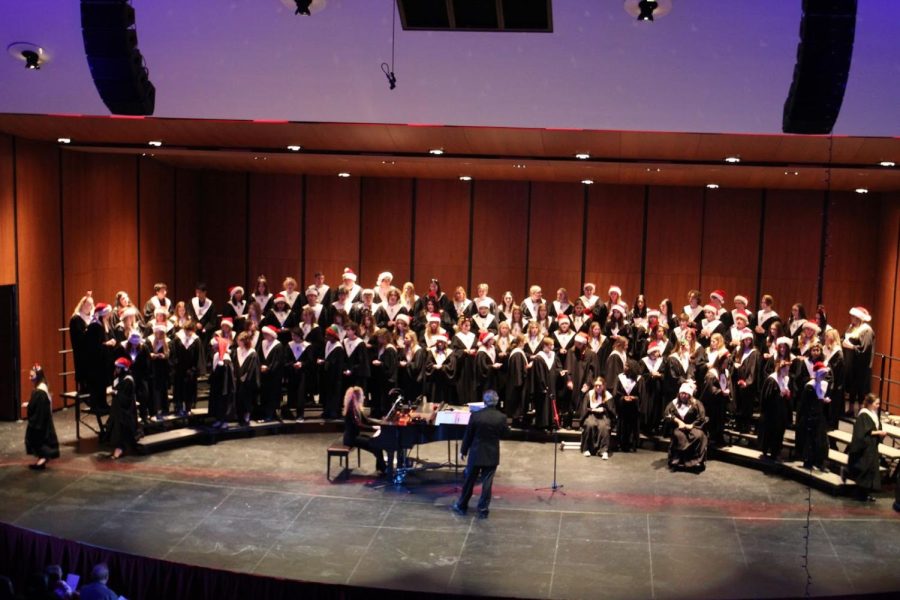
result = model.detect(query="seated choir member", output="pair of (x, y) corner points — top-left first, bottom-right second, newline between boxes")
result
(258, 324), (285, 422)
(842, 306), (874, 417)
(234, 331), (260, 427)
(795, 362), (832, 472)
(209, 318), (236, 429)
(758, 358), (793, 461)
(580, 376), (613, 459)
(343, 386), (387, 474)
(318, 325), (347, 419)
(171, 317), (201, 416)
(147, 324), (170, 420)
(25, 364), (60, 470)
(846, 394), (888, 502)
(663, 381), (708, 471)
(285, 327), (314, 422)
(143, 282), (171, 322)
(108, 357), (137, 459)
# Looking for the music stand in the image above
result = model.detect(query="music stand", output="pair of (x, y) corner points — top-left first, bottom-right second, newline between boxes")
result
(535, 394), (566, 497)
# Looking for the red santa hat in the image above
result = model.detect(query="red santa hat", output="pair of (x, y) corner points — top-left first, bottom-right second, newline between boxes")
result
(703, 304), (717, 314)
(647, 310), (661, 320)
(273, 293), (287, 305)
(849, 306), (872, 322)
(802, 320), (821, 334)
(734, 309), (749, 321)
(574, 332), (588, 344)
(813, 361), (828, 372)
(608, 285), (622, 296)
(733, 295), (749, 306)
(611, 303), (626, 315)
(647, 341), (663, 355)
(557, 314), (571, 323)
(710, 289), (726, 303)
(220, 317), (234, 330)
(479, 331), (495, 344)
(396, 313), (411, 324)
(426, 312), (441, 323)
(228, 286), (244, 298)
(433, 333), (448, 344)
(776, 336), (793, 347)
(378, 271), (393, 283)
(94, 302), (111, 316)
(740, 328), (754, 341)
(325, 325), (341, 340)
(262, 325), (279, 338)
(114, 357), (131, 370)
(342, 268), (357, 282)
(153, 324), (167, 333)
(305, 286), (318, 296)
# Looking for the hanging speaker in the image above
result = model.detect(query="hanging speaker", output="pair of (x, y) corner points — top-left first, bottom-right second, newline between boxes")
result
(782, 0), (856, 134)
(80, 0), (155, 115)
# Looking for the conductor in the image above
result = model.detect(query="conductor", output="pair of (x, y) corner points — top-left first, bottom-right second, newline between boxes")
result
(451, 390), (509, 519)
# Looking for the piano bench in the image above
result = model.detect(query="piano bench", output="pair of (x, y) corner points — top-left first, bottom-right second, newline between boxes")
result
(327, 443), (361, 482)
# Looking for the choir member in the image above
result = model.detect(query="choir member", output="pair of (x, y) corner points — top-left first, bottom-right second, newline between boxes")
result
(507, 306), (527, 338)
(549, 288), (572, 318)
(495, 322), (512, 404)
(252, 275), (274, 314)
(683, 290), (704, 327)
(351, 289), (378, 324)
(473, 283), (496, 316)
(605, 336), (629, 387)
(631, 294), (648, 330)
(373, 271), (394, 304)
(452, 316), (479, 405)
(369, 328), (398, 418)
(795, 320), (820, 357)
(69, 293), (94, 394)
(638, 341), (666, 435)
(814, 304), (828, 332)
(603, 304), (631, 344)
(699, 333), (731, 447)
(580, 376), (613, 459)
(471, 298), (498, 335)
(843, 306), (874, 417)
(570, 299), (591, 334)
(150, 307), (175, 340)
(222, 285), (247, 332)
(672, 312), (693, 346)
(846, 394), (888, 502)
(358, 309), (377, 345)
(394, 313), (413, 345)
(579, 283), (600, 312)
(398, 331), (426, 403)
(209, 318), (236, 429)
(118, 331), (150, 425)
(758, 359), (792, 461)
(530, 336), (565, 430)
(659, 298), (678, 333)
(85, 302), (116, 416)
(793, 341), (825, 395)
(424, 333), (458, 405)
(787, 303), (808, 340)
(731, 329), (760, 433)
(709, 289), (732, 329)
(374, 287), (407, 330)
(400, 281), (419, 313)
(147, 324), (170, 420)
(108, 357), (137, 459)
(525, 321), (544, 357)
(755, 294), (780, 351)
(663, 382), (708, 471)
(822, 327), (845, 431)
(534, 302), (552, 335)
(475, 331), (503, 399)
(587, 321), (606, 358)
(342, 322), (370, 394)
(318, 326), (347, 419)
(564, 332), (596, 428)
(264, 294), (298, 344)
(338, 268), (362, 305)
(170, 301), (190, 333)
(245, 300), (264, 334)
(505, 335), (529, 424)
(646, 321), (673, 359)
(795, 362), (832, 471)
(114, 307), (143, 343)
(110, 290), (133, 329)
(762, 320), (787, 364)
(187, 283), (217, 352)
(553, 315), (576, 356)
(727, 310), (751, 352)
(299, 306), (324, 351)
(329, 288), (354, 328)
(595, 285), (623, 326)
(731, 295), (756, 332)
(612, 359), (641, 452)
(284, 327), (314, 422)
(764, 336), (794, 377)
(421, 311), (448, 349)
(343, 386), (387, 474)
(698, 304), (727, 349)
(521, 285), (545, 321)
(301, 285), (325, 325)
(234, 331), (260, 426)
(280, 277), (302, 313)
(258, 325), (285, 422)
(666, 335), (699, 402)
(311, 271), (331, 306)
(142, 282), (171, 322)
(498, 291), (517, 323)
(25, 365), (59, 470)
(171, 318), (201, 416)
(452, 286), (473, 322)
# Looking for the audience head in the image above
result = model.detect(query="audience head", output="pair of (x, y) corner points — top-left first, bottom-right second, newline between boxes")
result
(482, 390), (499, 407)
(90, 563), (110, 584)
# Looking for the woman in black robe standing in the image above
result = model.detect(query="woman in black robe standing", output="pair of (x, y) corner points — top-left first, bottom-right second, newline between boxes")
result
(424, 334), (458, 405)
(795, 363), (832, 471)
(847, 394), (888, 502)
(25, 365), (60, 470)
(85, 302), (116, 417)
(451, 317), (479, 405)
(530, 337), (564, 430)
(108, 357), (137, 459)
(369, 328), (399, 418)
(504, 335), (529, 425)
(234, 332), (260, 426)
(758, 359), (793, 461)
(612, 359), (642, 452)
(397, 331), (426, 403)
(69, 293), (94, 395)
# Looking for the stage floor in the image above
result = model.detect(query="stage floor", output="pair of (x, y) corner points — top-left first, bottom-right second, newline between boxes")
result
(2, 411), (899, 599)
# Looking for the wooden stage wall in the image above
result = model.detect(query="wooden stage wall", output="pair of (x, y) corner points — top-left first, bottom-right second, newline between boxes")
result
(1, 135), (899, 413)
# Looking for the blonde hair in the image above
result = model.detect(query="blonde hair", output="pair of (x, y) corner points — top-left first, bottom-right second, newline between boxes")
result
(71, 294), (94, 318)
(283, 277), (298, 288)
(343, 386), (365, 416)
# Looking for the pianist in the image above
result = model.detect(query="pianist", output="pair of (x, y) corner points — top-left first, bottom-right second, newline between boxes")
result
(343, 386), (388, 474)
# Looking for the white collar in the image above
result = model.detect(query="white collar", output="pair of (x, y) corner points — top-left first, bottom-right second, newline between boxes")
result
(859, 408), (880, 429)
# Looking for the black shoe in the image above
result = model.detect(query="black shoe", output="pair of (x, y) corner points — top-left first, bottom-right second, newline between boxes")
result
(477, 510), (489, 519)
(28, 463), (46, 471)
(892, 501), (900, 513)
(450, 502), (467, 516)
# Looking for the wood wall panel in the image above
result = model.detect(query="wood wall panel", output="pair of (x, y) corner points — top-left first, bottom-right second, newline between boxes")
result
(248, 173), (303, 287)
(360, 178), (412, 287)
(0, 134), (14, 285)
(527, 182), (584, 298)
(138, 158), (175, 303)
(821, 192), (878, 326)
(196, 171), (248, 301)
(414, 179), (470, 293)
(305, 175), (360, 287)
(15, 140), (63, 410)
(699, 188), (762, 303)
(174, 169), (202, 301)
(760, 190), (823, 316)
(61, 152), (138, 314)
(471, 180), (529, 299)
(876, 194), (900, 409)
(644, 187), (704, 306)
(584, 184), (643, 303)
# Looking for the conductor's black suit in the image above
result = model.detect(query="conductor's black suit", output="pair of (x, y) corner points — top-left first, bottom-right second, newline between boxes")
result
(454, 404), (509, 517)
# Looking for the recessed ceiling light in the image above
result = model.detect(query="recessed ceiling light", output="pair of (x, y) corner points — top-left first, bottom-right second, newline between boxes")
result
(428, 148), (444, 155)
(337, 172), (351, 178)
(646, 167), (661, 172)
(287, 145), (302, 151)
(148, 140), (162, 147)
(381, 160), (395, 165)
(880, 161), (896, 167)
(706, 183), (719, 189)
(724, 156), (741, 164)
(581, 179), (594, 185)
(784, 171), (799, 176)
(575, 153), (590, 160)
(513, 164), (526, 169)
(57, 137), (71, 144)
(459, 175), (472, 181)
(855, 188), (869, 194)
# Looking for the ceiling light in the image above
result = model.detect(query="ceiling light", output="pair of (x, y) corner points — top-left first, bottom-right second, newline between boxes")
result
(513, 164), (526, 169)
(581, 179), (594, 185)
(287, 145), (302, 151)
(459, 176), (472, 181)
(7, 42), (49, 69)
(575, 153), (590, 160)
(855, 188), (869, 194)
(148, 140), (162, 147)
(724, 156), (741, 164)
(57, 137), (71, 144)
(22, 50), (40, 70)
(381, 160), (395, 165)
(784, 171), (799, 176)
(880, 161), (896, 168)
(706, 183), (719, 189)
(428, 148), (444, 156)
(624, 0), (671, 22)
(337, 172), (351, 178)
(646, 167), (661, 172)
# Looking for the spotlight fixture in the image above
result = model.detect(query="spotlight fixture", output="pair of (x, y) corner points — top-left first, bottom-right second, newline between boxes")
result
(459, 176), (472, 181)
(22, 50), (40, 69)
(287, 145), (302, 152)
(575, 153), (590, 160)
(724, 156), (741, 164)
(148, 140), (162, 147)
(57, 137), (71, 144)
(855, 188), (869, 194)
(624, 0), (671, 22)
(581, 179), (594, 185)
(7, 42), (49, 69)
(337, 172), (351, 178)
(880, 161), (896, 167)
(280, 0), (327, 16)
(706, 183), (720, 189)
(294, 0), (312, 15)
(428, 149), (444, 156)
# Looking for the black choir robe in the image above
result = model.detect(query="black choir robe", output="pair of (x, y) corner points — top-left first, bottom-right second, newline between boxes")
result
(823, 347), (844, 431)
(209, 342), (236, 422)
(754, 310), (780, 352)
(170, 331), (202, 413)
(222, 300), (248, 333)
(604, 350), (628, 389)
(146, 339), (170, 415)
(471, 313), (498, 336)
(108, 374), (137, 451)
(369, 344), (398, 418)
(638, 355), (666, 433)
(116, 341), (151, 420)
(318, 341), (347, 419)
(25, 385), (60, 459)
(188, 297), (217, 344)
(795, 379), (831, 469)
(259, 339), (285, 420)
(69, 314), (91, 391)
(663, 399), (708, 468)
(843, 323), (874, 399)
(612, 372), (641, 451)
(697, 318), (727, 349)
(253, 293), (274, 315)
(698, 350), (731, 446)
(451, 332), (479, 405)
(504, 348), (529, 420)
(424, 348), (458, 405)
(84, 319), (116, 413)
(234, 347), (260, 425)
(374, 303), (408, 330)
(758, 373), (792, 459)
(564, 347), (596, 423)
(263, 309), (299, 345)
(285, 341), (315, 419)
(474, 346), (501, 399)
(665, 351), (696, 402)
(580, 389), (614, 456)
(529, 351), (563, 429)
(398, 346), (427, 403)
(342, 337), (371, 393)
(847, 410), (883, 492)
(143, 296), (172, 322)
(731, 347), (760, 431)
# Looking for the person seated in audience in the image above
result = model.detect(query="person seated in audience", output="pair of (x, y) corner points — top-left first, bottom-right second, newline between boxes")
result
(44, 565), (73, 599)
(343, 386), (387, 474)
(846, 394), (888, 502)
(79, 563), (119, 600)
(663, 381), (708, 471)
(580, 376), (613, 459)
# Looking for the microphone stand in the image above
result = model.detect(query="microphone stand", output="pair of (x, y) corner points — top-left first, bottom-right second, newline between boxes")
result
(535, 393), (566, 497)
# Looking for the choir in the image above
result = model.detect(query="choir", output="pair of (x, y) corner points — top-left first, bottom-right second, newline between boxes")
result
(66, 271), (875, 465)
